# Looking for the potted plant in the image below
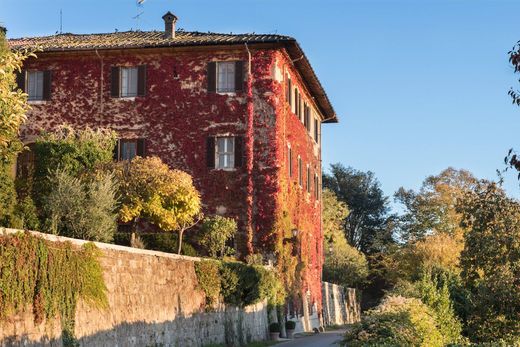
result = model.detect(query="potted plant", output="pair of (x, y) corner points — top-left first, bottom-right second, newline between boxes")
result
(269, 322), (281, 341)
(285, 320), (296, 339)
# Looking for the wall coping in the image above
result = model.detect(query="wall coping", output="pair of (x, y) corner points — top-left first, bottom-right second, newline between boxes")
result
(0, 227), (204, 262)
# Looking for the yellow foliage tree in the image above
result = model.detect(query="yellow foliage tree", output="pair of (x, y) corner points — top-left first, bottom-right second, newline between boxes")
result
(115, 156), (202, 254)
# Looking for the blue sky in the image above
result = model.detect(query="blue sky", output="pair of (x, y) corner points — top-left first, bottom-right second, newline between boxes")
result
(3, 0), (520, 202)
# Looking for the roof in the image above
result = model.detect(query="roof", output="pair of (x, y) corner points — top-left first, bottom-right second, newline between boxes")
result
(9, 30), (338, 122)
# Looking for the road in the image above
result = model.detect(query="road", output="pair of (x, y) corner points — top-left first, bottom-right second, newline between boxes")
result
(278, 330), (345, 347)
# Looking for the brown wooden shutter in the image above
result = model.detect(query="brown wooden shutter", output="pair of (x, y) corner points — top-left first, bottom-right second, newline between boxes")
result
(137, 65), (147, 96)
(295, 89), (299, 115)
(206, 137), (215, 168)
(207, 62), (216, 92)
(111, 67), (120, 97)
(234, 136), (243, 168)
(235, 61), (244, 92)
(113, 140), (120, 161)
(42, 71), (52, 100)
(16, 70), (26, 92)
(287, 78), (292, 106)
(137, 139), (146, 157)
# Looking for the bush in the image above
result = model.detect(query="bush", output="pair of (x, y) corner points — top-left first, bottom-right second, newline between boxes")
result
(42, 169), (118, 242)
(194, 260), (221, 309)
(199, 215), (237, 259)
(344, 295), (444, 347)
(269, 322), (281, 333)
(285, 320), (296, 330)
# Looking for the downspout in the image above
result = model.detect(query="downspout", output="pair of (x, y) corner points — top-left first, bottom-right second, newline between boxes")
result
(244, 42), (255, 256)
(95, 49), (104, 118)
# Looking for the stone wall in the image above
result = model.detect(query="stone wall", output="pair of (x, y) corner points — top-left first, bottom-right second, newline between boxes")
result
(0, 229), (269, 347)
(322, 282), (361, 326)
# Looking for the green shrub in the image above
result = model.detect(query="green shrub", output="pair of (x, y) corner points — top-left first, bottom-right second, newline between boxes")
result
(42, 169), (118, 242)
(285, 320), (296, 330)
(113, 232), (199, 256)
(344, 295), (444, 347)
(194, 260), (221, 308)
(199, 215), (237, 259)
(269, 322), (281, 333)
(0, 164), (17, 227)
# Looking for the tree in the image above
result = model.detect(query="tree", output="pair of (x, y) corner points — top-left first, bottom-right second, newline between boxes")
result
(0, 27), (32, 226)
(395, 168), (477, 242)
(509, 41), (520, 106)
(322, 189), (368, 288)
(0, 27), (32, 164)
(458, 182), (520, 343)
(43, 168), (118, 242)
(323, 163), (392, 253)
(116, 156), (202, 254)
(199, 215), (237, 259)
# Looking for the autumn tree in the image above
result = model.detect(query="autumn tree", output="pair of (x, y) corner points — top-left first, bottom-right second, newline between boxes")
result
(115, 156), (202, 254)
(458, 182), (520, 343)
(322, 188), (368, 288)
(395, 168), (477, 242)
(323, 163), (393, 253)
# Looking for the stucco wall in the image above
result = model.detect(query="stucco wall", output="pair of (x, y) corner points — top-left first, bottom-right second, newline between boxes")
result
(321, 282), (361, 326)
(0, 229), (269, 347)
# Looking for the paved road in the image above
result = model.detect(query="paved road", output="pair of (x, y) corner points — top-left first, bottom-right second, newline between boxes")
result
(277, 330), (345, 347)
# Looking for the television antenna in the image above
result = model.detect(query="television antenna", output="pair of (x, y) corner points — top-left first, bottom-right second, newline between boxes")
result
(133, 0), (145, 30)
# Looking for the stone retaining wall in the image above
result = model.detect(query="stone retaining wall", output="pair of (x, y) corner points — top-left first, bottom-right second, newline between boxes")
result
(0, 229), (268, 347)
(322, 282), (361, 326)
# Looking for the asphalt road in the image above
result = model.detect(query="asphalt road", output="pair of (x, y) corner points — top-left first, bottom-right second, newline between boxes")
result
(278, 330), (345, 347)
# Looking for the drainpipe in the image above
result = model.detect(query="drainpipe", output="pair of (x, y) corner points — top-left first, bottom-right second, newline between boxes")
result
(95, 49), (104, 118)
(244, 43), (255, 256)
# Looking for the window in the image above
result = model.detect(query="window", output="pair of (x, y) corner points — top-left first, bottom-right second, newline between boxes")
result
(304, 104), (311, 131)
(306, 165), (311, 193)
(217, 62), (236, 93)
(298, 156), (303, 187)
(121, 67), (138, 97)
(216, 137), (235, 169)
(314, 118), (319, 142)
(294, 88), (299, 115)
(111, 65), (146, 98)
(27, 71), (44, 100)
(288, 144), (293, 177)
(286, 75), (292, 107)
(314, 173), (320, 200)
(115, 139), (146, 161)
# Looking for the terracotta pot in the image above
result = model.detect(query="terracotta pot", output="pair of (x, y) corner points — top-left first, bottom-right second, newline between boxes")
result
(270, 332), (280, 341)
(286, 329), (295, 339)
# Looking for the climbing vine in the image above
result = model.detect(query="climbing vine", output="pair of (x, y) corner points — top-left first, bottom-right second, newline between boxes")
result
(0, 231), (108, 345)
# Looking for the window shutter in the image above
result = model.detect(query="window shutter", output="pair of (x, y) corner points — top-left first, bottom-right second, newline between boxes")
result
(16, 70), (26, 92)
(234, 136), (243, 168)
(207, 62), (216, 92)
(42, 71), (52, 100)
(137, 139), (146, 157)
(206, 137), (215, 168)
(235, 61), (244, 92)
(113, 140), (120, 161)
(111, 66), (120, 97)
(287, 78), (292, 106)
(137, 65), (147, 96)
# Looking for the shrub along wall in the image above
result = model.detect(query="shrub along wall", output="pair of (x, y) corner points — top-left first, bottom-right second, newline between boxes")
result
(0, 228), (269, 347)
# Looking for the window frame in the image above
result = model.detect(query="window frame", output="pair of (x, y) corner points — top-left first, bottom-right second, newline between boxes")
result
(120, 67), (139, 98)
(215, 136), (235, 170)
(216, 61), (236, 93)
(306, 164), (311, 193)
(298, 156), (303, 187)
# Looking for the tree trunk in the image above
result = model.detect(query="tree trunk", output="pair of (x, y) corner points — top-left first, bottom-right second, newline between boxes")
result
(177, 229), (184, 255)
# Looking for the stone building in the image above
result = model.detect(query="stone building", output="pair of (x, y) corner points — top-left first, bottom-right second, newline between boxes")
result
(9, 11), (338, 318)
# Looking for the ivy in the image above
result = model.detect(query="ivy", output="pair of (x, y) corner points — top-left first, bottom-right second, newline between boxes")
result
(0, 231), (108, 345)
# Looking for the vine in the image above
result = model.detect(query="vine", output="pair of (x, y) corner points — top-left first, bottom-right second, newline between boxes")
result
(0, 231), (108, 345)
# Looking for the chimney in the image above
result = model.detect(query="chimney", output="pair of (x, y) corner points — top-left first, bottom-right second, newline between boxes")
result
(162, 11), (178, 39)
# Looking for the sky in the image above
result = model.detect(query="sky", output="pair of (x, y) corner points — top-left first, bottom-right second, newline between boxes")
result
(2, 0), (520, 204)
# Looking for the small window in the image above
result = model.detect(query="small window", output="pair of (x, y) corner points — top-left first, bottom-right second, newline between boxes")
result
(288, 144), (293, 178)
(216, 137), (235, 169)
(121, 67), (139, 97)
(217, 62), (236, 93)
(298, 156), (303, 187)
(286, 75), (292, 107)
(306, 165), (311, 193)
(27, 71), (44, 100)
(115, 139), (146, 161)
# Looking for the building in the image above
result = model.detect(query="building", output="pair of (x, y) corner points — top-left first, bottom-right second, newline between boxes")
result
(9, 11), (338, 327)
